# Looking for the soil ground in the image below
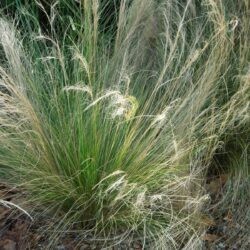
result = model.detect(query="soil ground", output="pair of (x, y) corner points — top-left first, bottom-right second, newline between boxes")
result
(0, 178), (249, 250)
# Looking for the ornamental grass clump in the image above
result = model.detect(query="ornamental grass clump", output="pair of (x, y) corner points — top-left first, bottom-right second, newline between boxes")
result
(0, 0), (249, 248)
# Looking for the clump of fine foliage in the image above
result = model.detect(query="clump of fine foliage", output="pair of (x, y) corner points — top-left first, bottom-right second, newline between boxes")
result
(0, 0), (249, 248)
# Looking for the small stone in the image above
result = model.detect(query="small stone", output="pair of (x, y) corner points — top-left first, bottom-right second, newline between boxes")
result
(218, 242), (225, 249)
(80, 244), (90, 250)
